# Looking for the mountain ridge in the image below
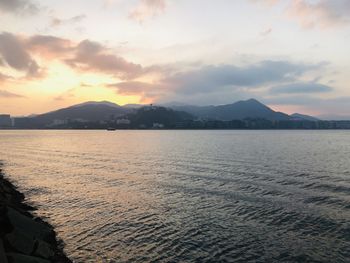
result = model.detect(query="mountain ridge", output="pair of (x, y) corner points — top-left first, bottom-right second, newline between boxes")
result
(168, 98), (292, 121)
(26, 99), (320, 124)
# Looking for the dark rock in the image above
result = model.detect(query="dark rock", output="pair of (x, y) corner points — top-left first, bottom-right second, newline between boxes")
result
(6, 253), (50, 263)
(0, 240), (9, 263)
(0, 205), (13, 236)
(5, 229), (36, 255)
(6, 207), (55, 243)
(33, 240), (55, 259)
(1, 167), (72, 263)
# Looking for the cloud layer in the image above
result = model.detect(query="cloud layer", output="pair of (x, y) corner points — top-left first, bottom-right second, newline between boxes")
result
(0, 29), (342, 114)
(270, 82), (333, 94)
(129, 0), (166, 22)
(256, 0), (350, 28)
(0, 0), (38, 14)
(0, 32), (40, 77)
(105, 59), (329, 105)
(0, 89), (24, 98)
(161, 61), (323, 95)
(65, 40), (143, 79)
(0, 32), (143, 80)
(50, 15), (86, 28)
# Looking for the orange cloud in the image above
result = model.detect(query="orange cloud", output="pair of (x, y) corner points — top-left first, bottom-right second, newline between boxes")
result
(107, 81), (164, 103)
(0, 89), (25, 98)
(0, 72), (12, 82)
(50, 14), (86, 28)
(65, 40), (143, 79)
(26, 35), (74, 59)
(0, 32), (145, 81)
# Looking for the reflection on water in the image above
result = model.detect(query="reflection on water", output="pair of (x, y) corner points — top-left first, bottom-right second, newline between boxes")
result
(0, 130), (349, 262)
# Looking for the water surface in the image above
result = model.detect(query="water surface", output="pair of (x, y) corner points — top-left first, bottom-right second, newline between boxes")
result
(0, 130), (349, 262)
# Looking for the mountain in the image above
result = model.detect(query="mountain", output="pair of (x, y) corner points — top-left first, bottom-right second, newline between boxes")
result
(291, 113), (319, 121)
(122, 104), (145, 109)
(19, 99), (323, 129)
(34, 102), (132, 125)
(72, 101), (121, 108)
(170, 99), (291, 121)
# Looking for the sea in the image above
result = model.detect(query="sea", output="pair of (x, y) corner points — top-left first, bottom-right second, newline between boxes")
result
(0, 130), (349, 262)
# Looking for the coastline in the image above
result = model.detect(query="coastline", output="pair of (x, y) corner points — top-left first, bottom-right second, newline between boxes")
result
(0, 163), (72, 263)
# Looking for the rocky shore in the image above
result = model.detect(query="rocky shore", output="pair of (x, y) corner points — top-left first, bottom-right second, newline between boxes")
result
(0, 164), (72, 263)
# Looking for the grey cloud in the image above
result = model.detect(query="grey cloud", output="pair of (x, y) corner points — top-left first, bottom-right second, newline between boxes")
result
(25, 35), (73, 55)
(66, 40), (143, 79)
(263, 96), (323, 106)
(50, 15), (86, 27)
(0, 89), (25, 98)
(0, 32), (40, 77)
(0, 0), (39, 14)
(105, 60), (326, 106)
(270, 82), (333, 94)
(266, 96), (350, 106)
(260, 28), (272, 36)
(263, 95), (350, 116)
(159, 89), (256, 106)
(161, 60), (324, 95)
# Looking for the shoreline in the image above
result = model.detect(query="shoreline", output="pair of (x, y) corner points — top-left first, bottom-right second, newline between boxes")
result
(0, 163), (72, 263)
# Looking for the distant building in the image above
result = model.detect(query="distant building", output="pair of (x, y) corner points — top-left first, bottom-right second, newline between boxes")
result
(0, 114), (12, 127)
(153, 123), (164, 129)
(117, 119), (131, 125)
(12, 117), (36, 128)
(72, 118), (89, 123)
(335, 121), (350, 129)
(52, 119), (68, 126)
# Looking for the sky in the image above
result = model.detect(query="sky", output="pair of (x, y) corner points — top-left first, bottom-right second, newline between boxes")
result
(0, 0), (349, 117)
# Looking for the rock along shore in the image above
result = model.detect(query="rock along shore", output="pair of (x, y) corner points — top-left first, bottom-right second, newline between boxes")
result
(0, 164), (72, 263)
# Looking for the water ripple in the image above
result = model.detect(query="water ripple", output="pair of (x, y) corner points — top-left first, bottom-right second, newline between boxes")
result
(0, 130), (349, 262)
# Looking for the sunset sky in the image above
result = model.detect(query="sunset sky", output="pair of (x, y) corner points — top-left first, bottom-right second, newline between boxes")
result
(0, 0), (349, 117)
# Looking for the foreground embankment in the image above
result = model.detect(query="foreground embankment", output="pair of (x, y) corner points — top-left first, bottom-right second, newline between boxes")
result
(0, 164), (72, 263)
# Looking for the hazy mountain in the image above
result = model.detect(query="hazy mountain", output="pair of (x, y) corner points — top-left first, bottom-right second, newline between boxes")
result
(317, 115), (350, 121)
(72, 101), (121, 108)
(122, 104), (145, 109)
(25, 99), (326, 128)
(291, 113), (319, 121)
(34, 102), (132, 125)
(170, 99), (291, 121)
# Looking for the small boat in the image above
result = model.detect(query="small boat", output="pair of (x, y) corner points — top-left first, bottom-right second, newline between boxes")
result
(106, 127), (116, 131)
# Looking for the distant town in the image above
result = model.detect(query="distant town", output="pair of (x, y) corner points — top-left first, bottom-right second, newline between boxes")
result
(1, 99), (350, 130)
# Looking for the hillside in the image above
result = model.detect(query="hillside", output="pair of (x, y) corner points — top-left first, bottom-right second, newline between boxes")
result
(125, 106), (193, 128)
(34, 103), (132, 125)
(170, 99), (291, 121)
(291, 113), (319, 121)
